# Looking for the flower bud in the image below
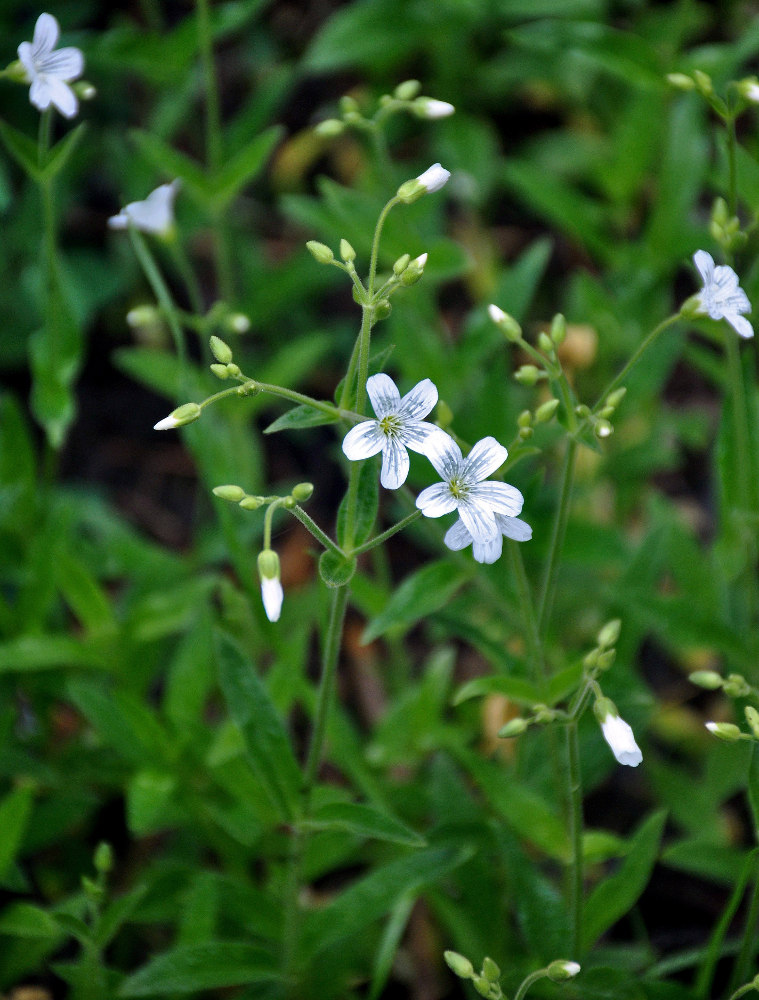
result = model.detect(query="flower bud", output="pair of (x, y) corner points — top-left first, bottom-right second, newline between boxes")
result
(210, 335), (233, 365)
(211, 363), (230, 379)
(689, 670), (723, 690)
(596, 649), (616, 671)
(394, 79), (422, 101)
(373, 300), (392, 320)
(339, 95), (359, 115)
(538, 331), (554, 354)
(488, 304), (522, 341)
(315, 118), (344, 137)
(693, 69), (713, 96)
(705, 721), (742, 742)
(724, 673), (751, 698)
(154, 402), (201, 431)
(595, 698), (642, 767)
(213, 484), (246, 502)
(413, 96), (455, 119)
(574, 404), (590, 418)
(517, 409), (533, 428)
(257, 550), (283, 623)
(595, 419), (613, 439)
(481, 957), (500, 983)
(226, 363), (241, 377)
(597, 618), (621, 649)
(472, 976), (492, 998)
(606, 387), (627, 408)
(547, 960), (581, 982)
(239, 496), (264, 510)
(291, 482), (314, 502)
(745, 706), (759, 740)
(400, 253), (427, 285)
(598, 405), (616, 419)
(393, 253), (411, 275)
(397, 163), (451, 202)
(518, 426), (534, 440)
(75, 80), (97, 101)
(94, 842), (113, 875)
(444, 951), (474, 980)
(535, 399), (560, 424)
(514, 365), (540, 386)
(550, 313), (567, 345)
(498, 717), (529, 738)
(126, 304), (160, 329)
(739, 78), (759, 103)
(306, 240), (334, 264)
(237, 380), (259, 396)
(666, 72), (695, 91)
(340, 238), (356, 263)
(227, 312), (251, 334)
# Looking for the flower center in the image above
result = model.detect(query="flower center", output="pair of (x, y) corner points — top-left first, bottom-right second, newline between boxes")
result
(448, 476), (469, 501)
(379, 414), (402, 438)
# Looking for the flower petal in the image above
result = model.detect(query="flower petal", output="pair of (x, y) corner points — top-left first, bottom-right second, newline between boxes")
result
(41, 46), (84, 81)
(380, 437), (410, 489)
(45, 77), (77, 118)
(600, 714), (642, 767)
(495, 514), (532, 542)
(260, 577), (283, 622)
(443, 519), (472, 551)
(366, 372), (400, 419)
(423, 431), (462, 481)
(458, 498), (497, 542)
(461, 436), (508, 483)
(32, 13), (59, 58)
(397, 378), (438, 421)
(472, 533), (503, 564)
(471, 481), (524, 517)
(342, 421), (385, 460)
(17, 41), (36, 78)
(728, 313), (754, 339)
(693, 250), (714, 286)
(416, 482), (457, 517)
(28, 76), (53, 111)
(399, 420), (438, 453)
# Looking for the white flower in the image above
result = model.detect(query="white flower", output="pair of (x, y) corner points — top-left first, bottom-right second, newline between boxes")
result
(599, 710), (642, 767)
(257, 550), (283, 622)
(416, 162), (451, 193)
(416, 98), (455, 119)
(443, 513), (532, 564)
(108, 180), (181, 237)
(342, 374), (439, 489)
(260, 576), (283, 622)
(416, 434), (524, 544)
(18, 13), (84, 119)
(693, 250), (753, 339)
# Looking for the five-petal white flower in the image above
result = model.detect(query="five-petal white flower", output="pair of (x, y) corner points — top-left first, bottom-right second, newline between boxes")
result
(444, 512), (532, 564)
(18, 13), (84, 119)
(693, 249), (753, 339)
(599, 711), (642, 767)
(108, 180), (181, 237)
(342, 374), (440, 490)
(416, 434), (523, 543)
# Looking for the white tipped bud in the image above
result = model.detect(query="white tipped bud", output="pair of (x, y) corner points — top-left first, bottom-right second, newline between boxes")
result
(153, 402), (201, 431)
(414, 97), (455, 119)
(257, 550), (283, 622)
(594, 698), (642, 767)
(396, 163), (451, 203)
(547, 960), (581, 982)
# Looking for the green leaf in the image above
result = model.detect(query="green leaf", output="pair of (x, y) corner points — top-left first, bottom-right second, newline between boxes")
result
(126, 771), (180, 835)
(362, 561), (472, 643)
(130, 130), (210, 204)
(337, 460), (379, 546)
(0, 635), (110, 672)
(582, 809), (666, 950)
(215, 630), (302, 822)
(318, 550), (357, 588)
(0, 119), (41, 180)
(0, 787), (34, 881)
(301, 802), (425, 847)
(301, 845), (469, 960)
(94, 885), (149, 950)
(210, 126), (283, 211)
(452, 674), (541, 707)
(0, 902), (60, 940)
(41, 123), (87, 182)
(118, 942), (279, 996)
(264, 403), (338, 434)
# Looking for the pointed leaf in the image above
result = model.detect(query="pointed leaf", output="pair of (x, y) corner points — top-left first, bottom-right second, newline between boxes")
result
(301, 802), (425, 846)
(118, 942), (279, 996)
(362, 561), (471, 642)
(264, 403), (338, 434)
(210, 126), (283, 211)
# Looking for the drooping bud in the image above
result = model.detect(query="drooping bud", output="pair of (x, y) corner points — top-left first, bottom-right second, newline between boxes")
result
(396, 163), (451, 203)
(546, 960), (581, 982)
(488, 303), (522, 342)
(212, 485), (246, 502)
(257, 550), (283, 623)
(153, 402), (201, 431)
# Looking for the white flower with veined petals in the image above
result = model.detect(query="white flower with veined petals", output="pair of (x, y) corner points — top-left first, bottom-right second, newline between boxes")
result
(444, 512), (532, 564)
(693, 250), (753, 339)
(416, 434), (523, 543)
(18, 13), (84, 119)
(342, 374), (439, 489)
(599, 711), (642, 767)
(108, 180), (181, 237)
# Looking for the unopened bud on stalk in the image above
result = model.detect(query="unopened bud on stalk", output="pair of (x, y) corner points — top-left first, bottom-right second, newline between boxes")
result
(481, 957), (500, 982)
(400, 253), (427, 285)
(126, 304), (160, 328)
(689, 670), (723, 690)
(745, 706), (759, 740)
(595, 419), (613, 439)
(154, 402), (201, 431)
(210, 364), (230, 379)
(517, 410), (533, 429)
(397, 163), (451, 203)
(498, 717), (529, 738)
(315, 118), (344, 137)
(239, 496), (265, 510)
(547, 960), (581, 982)
(606, 387), (627, 408)
(413, 96), (455, 119)
(306, 240), (334, 264)
(210, 336), (233, 365)
(394, 79), (422, 101)
(444, 951), (474, 979)
(535, 399), (560, 423)
(538, 331), (554, 354)
(597, 619), (621, 649)
(393, 253), (411, 275)
(213, 484), (246, 502)
(705, 721), (742, 742)
(693, 69), (713, 96)
(257, 550), (283, 623)
(550, 313), (567, 345)
(488, 304), (522, 341)
(724, 674), (751, 698)
(291, 482), (314, 502)
(340, 239), (356, 262)
(666, 72), (696, 91)
(514, 365), (540, 386)
(227, 312), (251, 334)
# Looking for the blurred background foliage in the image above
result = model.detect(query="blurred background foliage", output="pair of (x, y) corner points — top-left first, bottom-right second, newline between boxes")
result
(2, 0), (759, 997)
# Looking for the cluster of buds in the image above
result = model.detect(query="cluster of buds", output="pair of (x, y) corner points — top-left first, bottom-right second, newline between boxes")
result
(444, 951), (580, 998)
(314, 79), (454, 139)
(709, 197), (747, 255)
(515, 398), (561, 442)
(691, 670), (759, 744)
(209, 335), (242, 380)
(576, 385), (627, 440)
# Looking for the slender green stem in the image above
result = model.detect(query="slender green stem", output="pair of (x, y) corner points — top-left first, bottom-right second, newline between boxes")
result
(352, 510), (422, 555)
(368, 196), (400, 299)
(566, 719), (584, 958)
(731, 858), (759, 992)
(303, 585), (350, 794)
(289, 505), (344, 557)
(593, 313), (682, 413)
(513, 969), (548, 1000)
(508, 541), (547, 690)
(128, 227), (188, 396)
(726, 112), (738, 218)
(727, 981), (759, 1000)
(168, 238), (204, 317)
(537, 438), (577, 633)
